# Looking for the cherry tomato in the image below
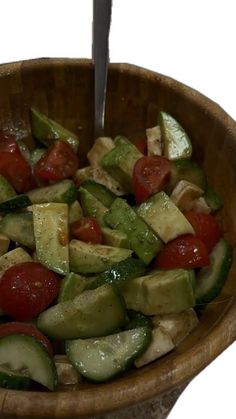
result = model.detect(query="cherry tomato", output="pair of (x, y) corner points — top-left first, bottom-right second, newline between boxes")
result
(133, 156), (171, 204)
(70, 217), (102, 244)
(35, 140), (79, 181)
(0, 152), (33, 193)
(0, 132), (20, 154)
(135, 138), (147, 154)
(183, 211), (221, 252)
(155, 234), (209, 269)
(0, 262), (60, 321)
(0, 322), (53, 355)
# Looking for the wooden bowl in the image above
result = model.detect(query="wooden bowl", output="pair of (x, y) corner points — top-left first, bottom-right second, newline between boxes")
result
(0, 58), (236, 418)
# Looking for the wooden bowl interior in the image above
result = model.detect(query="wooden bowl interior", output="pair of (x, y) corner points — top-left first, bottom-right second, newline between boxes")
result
(0, 59), (236, 418)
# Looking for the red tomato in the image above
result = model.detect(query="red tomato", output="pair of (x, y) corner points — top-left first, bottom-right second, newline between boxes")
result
(0, 262), (60, 321)
(135, 138), (147, 154)
(133, 156), (171, 204)
(0, 152), (33, 193)
(0, 132), (20, 154)
(156, 234), (209, 269)
(0, 322), (53, 355)
(183, 211), (221, 252)
(70, 217), (102, 244)
(35, 140), (79, 181)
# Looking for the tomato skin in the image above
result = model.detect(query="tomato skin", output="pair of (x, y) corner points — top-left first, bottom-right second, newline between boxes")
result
(0, 152), (33, 193)
(183, 211), (221, 252)
(0, 132), (20, 154)
(133, 156), (171, 204)
(0, 262), (60, 321)
(0, 322), (53, 355)
(155, 234), (209, 269)
(135, 138), (147, 154)
(35, 140), (79, 181)
(70, 217), (102, 244)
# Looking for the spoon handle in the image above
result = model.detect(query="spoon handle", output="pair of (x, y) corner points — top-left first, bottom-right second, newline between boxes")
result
(93, 0), (112, 138)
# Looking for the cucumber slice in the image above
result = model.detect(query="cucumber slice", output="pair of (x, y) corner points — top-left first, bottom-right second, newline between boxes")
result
(168, 160), (206, 193)
(30, 148), (47, 166)
(27, 180), (77, 205)
(81, 179), (116, 208)
(0, 195), (31, 214)
(204, 186), (223, 212)
(30, 108), (79, 152)
(18, 140), (31, 164)
(101, 227), (129, 248)
(0, 175), (16, 203)
(66, 326), (151, 382)
(195, 239), (232, 305)
(125, 312), (151, 330)
(0, 248), (32, 274)
(78, 187), (108, 227)
(158, 112), (192, 160)
(68, 201), (83, 224)
(0, 334), (57, 390)
(37, 284), (127, 340)
(33, 203), (69, 275)
(0, 365), (31, 390)
(0, 212), (35, 249)
(58, 273), (86, 302)
(86, 257), (146, 290)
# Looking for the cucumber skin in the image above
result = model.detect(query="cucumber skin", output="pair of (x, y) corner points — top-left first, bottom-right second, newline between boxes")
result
(0, 195), (32, 214)
(204, 186), (223, 212)
(86, 257), (146, 290)
(81, 179), (116, 208)
(66, 326), (152, 382)
(0, 368), (31, 390)
(196, 241), (233, 305)
(27, 181), (77, 205)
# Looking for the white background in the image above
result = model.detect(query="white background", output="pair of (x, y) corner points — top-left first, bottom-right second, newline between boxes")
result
(1, 0), (236, 417)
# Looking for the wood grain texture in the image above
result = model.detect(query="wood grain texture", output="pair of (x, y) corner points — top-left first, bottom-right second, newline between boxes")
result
(0, 58), (236, 418)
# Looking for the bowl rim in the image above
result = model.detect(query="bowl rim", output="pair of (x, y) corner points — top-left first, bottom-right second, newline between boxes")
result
(0, 58), (236, 418)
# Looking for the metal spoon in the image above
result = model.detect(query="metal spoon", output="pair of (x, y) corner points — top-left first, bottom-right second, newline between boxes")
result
(93, 0), (112, 138)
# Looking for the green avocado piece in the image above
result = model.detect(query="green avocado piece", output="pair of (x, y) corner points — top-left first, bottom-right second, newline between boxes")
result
(78, 187), (108, 227)
(69, 239), (133, 274)
(105, 198), (162, 265)
(121, 269), (195, 315)
(30, 108), (79, 152)
(101, 136), (142, 192)
(158, 112), (192, 160)
(37, 284), (127, 339)
(137, 191), (194, 243)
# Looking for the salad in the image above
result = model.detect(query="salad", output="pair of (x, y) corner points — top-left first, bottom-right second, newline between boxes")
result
(0, 108), (232, 391)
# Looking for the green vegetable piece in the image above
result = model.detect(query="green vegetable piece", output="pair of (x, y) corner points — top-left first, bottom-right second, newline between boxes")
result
(204, 185), (223, 212)
(27, 180), (77, 205)
(168, 160), (206, 193)
(58, 273), (86, 302)
(37, 284), (127, 339)
(0, 195), (31, 214)
(78, 187), (108, 227)
(86, 257), (146, 290)
(105, 198), (162, 265)
(68, 200), (83, 224)
(0, 212), (35, 249)
(66, 326), (151, 382)
(18, 140), (31, 164)
(81, 179), (116, 208)
(101, 227), (129, 248)
(30, 108), (79, 152)
(0, 175), (16, 203)
(30, 148), (47, 166)
(158, 111), (192, 160)
(69, 239), (132, 274)
(0, 365), (31, 390)
(125, 312), (152, 330)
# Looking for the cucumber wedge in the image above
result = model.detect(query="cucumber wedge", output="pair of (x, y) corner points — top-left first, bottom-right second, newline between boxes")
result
(0, 365), (31, 390)
(0, 212), (35, 249)
(0, 194), (31, 214)
(0, 334), (57, 390)
(78, 187), (108, 227)
(30, 108), (79, 152)
(168, 160), (206, 193)
(204, 185), (223, 212)
(66, 326), (151, 382)
(195, 239), (232, 305)
(81, 179), (116, 208)
(0, 248), (32, 274)
(0, 175), (16, 203)
(27, 180), (77, 205)
(33, 203), (69, 275)
(30, 148), (47, 166)
(159, 112), (192, 160)
(58, 273), (86, 302)
(37, 284), (127, 339)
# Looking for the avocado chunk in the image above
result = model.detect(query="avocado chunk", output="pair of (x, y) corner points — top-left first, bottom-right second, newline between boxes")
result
(158, 112), (192, 160)
(105, 198), (162, 264)
(30, 108), (79, 152)
(101, 227), (129, 248)
(137, 191), (194, 243)
(69, 239), (132, 274)
(121, 269), (195, 315)
(37, 284), (127, 339)
(78, 187), (108, 227)
(101, 136), (142, 192)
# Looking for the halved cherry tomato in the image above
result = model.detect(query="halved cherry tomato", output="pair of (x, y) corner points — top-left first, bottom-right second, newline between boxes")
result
(183, 212), (221, 252)
(70, 217), (102, 244)
(0, 132), (20, 154)
(135, 138), (147, 154)
(133, 155), (171, 204)
(0, 152), (33, 193)
(0, 262), (60, 321)
(155, 234), (209, 269)
(35, 140), (79, 181)
(0, 322), (53, 355)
